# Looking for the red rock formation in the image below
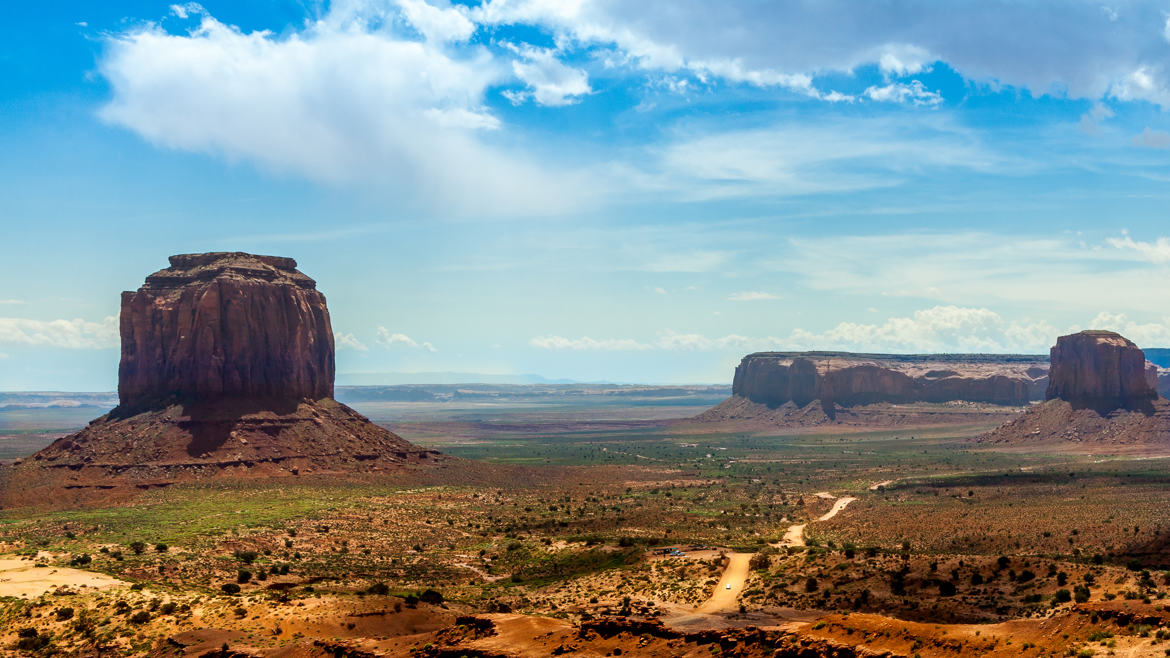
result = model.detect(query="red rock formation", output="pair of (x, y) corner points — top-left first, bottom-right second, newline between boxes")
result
(730, 352), (1048, 408)
(1, 253), (443, 507)
(1046, 330), (1157, 412)
(974, 330), (1170, 448)
(118, 253), (334, 410)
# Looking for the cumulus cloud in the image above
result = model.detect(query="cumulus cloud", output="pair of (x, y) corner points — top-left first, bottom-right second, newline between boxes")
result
(728, 291), (779, 301)
(0, 317), (119, 349)
(531, 306), (1067, 354)
(97, 2), (591, 217)
(1088, 312), (1170, 347)
(1132, 127), (1170, 149)
(376, 327), (437, 352)
(334, 332), (369, 352)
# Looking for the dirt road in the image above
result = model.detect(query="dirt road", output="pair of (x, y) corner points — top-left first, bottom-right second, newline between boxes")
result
(695, 553), (752, 614)
(818, 496), (856, 521)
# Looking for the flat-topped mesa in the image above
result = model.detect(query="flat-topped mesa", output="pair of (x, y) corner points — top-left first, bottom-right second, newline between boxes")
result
(118, 252), (334, 410)
(1046, 330), (1157, 412)
(731, 352), (1049, 407)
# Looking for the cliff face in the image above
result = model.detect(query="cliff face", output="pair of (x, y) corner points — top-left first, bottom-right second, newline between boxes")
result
(731, 352), (1048, 408)
(1045, 330), (1157, 412)
(118, 253), (334, 409)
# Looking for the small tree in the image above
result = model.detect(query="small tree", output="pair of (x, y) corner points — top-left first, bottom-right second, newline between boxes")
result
(130, 541), (146, 555)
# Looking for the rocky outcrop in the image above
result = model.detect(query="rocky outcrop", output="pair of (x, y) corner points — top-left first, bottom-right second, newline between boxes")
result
(1046, 330), (1157, 412)
(118, 253), (334, 410)
(1, 253), (443, 507)
(974, 330), (1170, 448)
(730, 352), (1048, 408)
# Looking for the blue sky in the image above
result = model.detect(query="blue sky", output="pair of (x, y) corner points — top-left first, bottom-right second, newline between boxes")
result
(4, 0), (1170, 390)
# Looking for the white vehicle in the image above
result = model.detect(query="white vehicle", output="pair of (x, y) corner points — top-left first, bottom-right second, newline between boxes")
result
(725, 584), (732, 589)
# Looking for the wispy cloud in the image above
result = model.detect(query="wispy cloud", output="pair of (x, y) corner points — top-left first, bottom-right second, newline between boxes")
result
(334, 331), (369, 352)
(728, 291), (778, 302)
(0, 299), (24, 305)
(1106, 231), (1170, 263)
(0, 316), (119, 349)
(376, 327), (436, 352)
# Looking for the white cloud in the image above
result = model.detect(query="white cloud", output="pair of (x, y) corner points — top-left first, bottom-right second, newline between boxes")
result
(395, 0), (476, 43)
(1132, 127), (1170, 149)
(1106, 231), (1170, 263)
(0, 316), (119, 349)
(531, 306), (1067, 354)
(376, 327), (437, 352)
(785, 306), (1058, 353)
(97, 3), (592, 217)
(728, 291), (778, 301)
(0, 299), (24, 305)
(653, 117), (998, 201)
(652, 287), (668, 295)
(335, 331), (369, 352)
(1088, 312), (1170, 348)
(505, 43), (592, 106)
(863, 80), (942, 106)
(474, 0), (1170, 108)
(0, 352), (8, 359)
(876, 43), (933, 77)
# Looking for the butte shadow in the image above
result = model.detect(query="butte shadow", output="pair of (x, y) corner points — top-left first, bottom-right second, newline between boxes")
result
(0, 253), (445, 507)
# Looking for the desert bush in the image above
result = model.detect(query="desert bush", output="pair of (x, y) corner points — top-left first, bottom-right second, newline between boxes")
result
(220, 583), (241, 595)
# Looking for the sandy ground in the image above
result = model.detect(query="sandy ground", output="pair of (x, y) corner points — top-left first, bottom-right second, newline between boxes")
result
(0, 557), (126, 597)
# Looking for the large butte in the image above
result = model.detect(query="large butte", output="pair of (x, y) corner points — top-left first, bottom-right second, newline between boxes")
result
(0, 252), (443, 507)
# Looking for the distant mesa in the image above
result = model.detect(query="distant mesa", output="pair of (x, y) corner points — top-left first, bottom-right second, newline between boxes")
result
(697, 351), (1050, 427)
(976, 330), (1170, 447)
(1, 252), (443, 507)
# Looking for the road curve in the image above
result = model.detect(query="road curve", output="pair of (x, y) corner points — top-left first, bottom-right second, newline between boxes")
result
(817, 496), (856, 521)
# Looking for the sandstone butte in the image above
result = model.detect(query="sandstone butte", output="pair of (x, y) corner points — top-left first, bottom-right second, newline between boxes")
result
(0, 253), (442, 507)
(976, 330), (1170, 447)
(696, 351), (1051, 427)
